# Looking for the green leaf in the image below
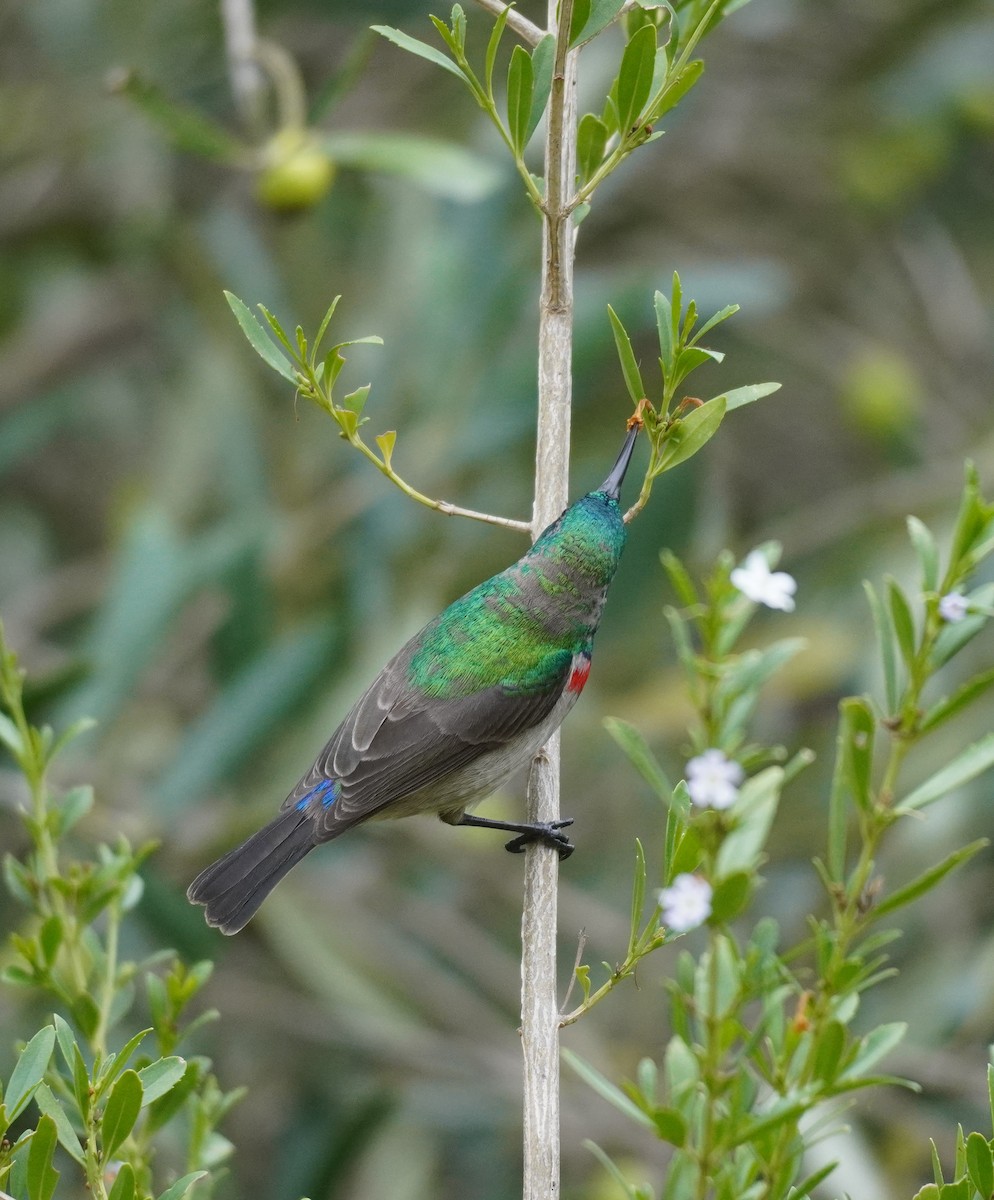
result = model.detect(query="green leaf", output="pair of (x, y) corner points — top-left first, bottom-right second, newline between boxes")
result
(108, 1163), (137, 1200)
(370, 25), (466, 81)
(966, 1131), (994, 1198)
(582, 1139), (643, 1199)
(864, 581), (899, 713)
(309, 296), (341, 362)
(898, 732), (994, 812)
(907, 516), (940, 592)
(886, 576), (917, 668)
(616, 23), (657, 135)
(0, 709), (24, 757)
(837, 696), (876, 816)
(5, 1026), (56, 1121)
(628, 839), (647, 957)
(839, 1022), (906, 1080)
(26, 1114), (59, 1200)
(484, 5), (510, 94)
(920, 666), (994, 734)
(654, 286), (675, 375)
(607, 305), (646, 403)
(870, 840), (988, 923)
(53, 1015), (90, 1114)
(660, 549), (699, 608)
(690, 303), (739, 344)
(375, 430), (397, 468)
(506, 45), (534, 156)
(96, 1030), (152, 1099)
(55, 784), (94, 836)
(604, 717), (672, 800)
(646, 57), (704, 122)
(708, 381), (781, 411)
(321, 132), (502, 202)
(224, 292), (299, 384)
(812, 1020), (846, 1085)
(651, 1107), (687, 1146)
(715, 767), (784, 876)
(709, 870), (751, 923)
(156, 1171), (209, 1200)
(527, 35), (556, 143)
(33, 1083), (84, 1164)
(578, 113), (608, 184)
(137, 1056), (187, 1105)
(570, 0), (627, 46)
(562, 1050), (655, 1131)
(110, 72), (245, 163)
(101, 1070), (143, 1159)
(657, 396), (727, 472)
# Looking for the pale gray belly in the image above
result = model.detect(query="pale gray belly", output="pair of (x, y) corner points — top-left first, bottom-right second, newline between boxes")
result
(369, 689), (579, 822)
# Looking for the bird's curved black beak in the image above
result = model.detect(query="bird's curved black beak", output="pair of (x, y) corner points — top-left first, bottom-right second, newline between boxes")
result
(599, 424), (640, 501)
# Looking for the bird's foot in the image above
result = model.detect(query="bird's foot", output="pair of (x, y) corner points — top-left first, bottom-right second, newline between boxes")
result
(504, 818), (575, 860)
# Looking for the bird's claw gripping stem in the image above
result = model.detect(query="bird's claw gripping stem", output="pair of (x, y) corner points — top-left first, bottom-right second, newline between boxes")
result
(505, 818), (575, 860)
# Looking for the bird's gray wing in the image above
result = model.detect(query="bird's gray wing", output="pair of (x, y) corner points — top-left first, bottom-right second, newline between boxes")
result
(282, 645), (572, 840)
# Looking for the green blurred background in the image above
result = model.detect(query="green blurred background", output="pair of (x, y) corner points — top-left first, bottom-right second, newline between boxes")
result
(2, 0), (994, 1196)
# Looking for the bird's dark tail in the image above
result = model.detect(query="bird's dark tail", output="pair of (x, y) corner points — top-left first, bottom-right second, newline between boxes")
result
(187, 807), (316, 935)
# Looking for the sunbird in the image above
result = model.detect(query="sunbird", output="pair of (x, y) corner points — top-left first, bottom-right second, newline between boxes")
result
(188, 425), (639, 933)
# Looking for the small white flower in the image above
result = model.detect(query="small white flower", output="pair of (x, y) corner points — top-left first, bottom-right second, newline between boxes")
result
(686, 748), (744, 810)
(659, 873), (713, 932)
(731, 550), (797, 612)
(938, 591), (969, 623)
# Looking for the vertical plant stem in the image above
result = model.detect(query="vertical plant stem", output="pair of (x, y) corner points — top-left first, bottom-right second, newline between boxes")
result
(521, 3), (577, 1198)
(219, 0), (266, 133)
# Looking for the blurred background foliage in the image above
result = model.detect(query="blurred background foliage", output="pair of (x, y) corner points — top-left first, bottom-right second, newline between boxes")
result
(2, 0), (994, 1196)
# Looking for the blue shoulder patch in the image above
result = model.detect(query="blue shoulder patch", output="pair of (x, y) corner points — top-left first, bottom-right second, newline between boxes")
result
(296, 778), (340, 812)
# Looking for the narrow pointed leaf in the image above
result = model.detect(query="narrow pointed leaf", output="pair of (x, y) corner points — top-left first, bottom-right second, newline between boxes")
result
(966, 1130), (994, 1198)
(709, 382), (781, 411)
(156, 1171), (209, 1200)
(526, 35), (556, 142)
(137, 1056), (187, 1105)
(607, 306), (645, 403)
(108, 1163), (137, 1200)
(571, 0), (627, 46)
(654, 288), (674, 373)
(577, 112), (608, 183)
(657, 395), (726, 472)
(870, 839), (987, 922)
(920, 666), (994, 733)
(310, 296), (341, 361)
(562, 1050), (655, 1130)
(839, 1022), (906, 1079)
(224, 293), (298, 384)
(101, 1070), (143, 1158)
(864, 581), (899, 712)
(897, 732), (994, 812)
(33, 1083), (84, 1164)
(907, 516), (939, 592)
(506, 45), (534, 155)
(5, 1026), (56, 1121)
(886, 577), (917, 668)
(646, 57), (704, 121)
(616, 23), (657, 135)
(628, 839), (647, 957)
(604, 718), (671, 800)
(485, 5), (510, 94)
(26, 1114), (59, 1200)
(370, 25), (466, 80)
(838, 696), (876, 815)
(690, 303), (739, 344)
